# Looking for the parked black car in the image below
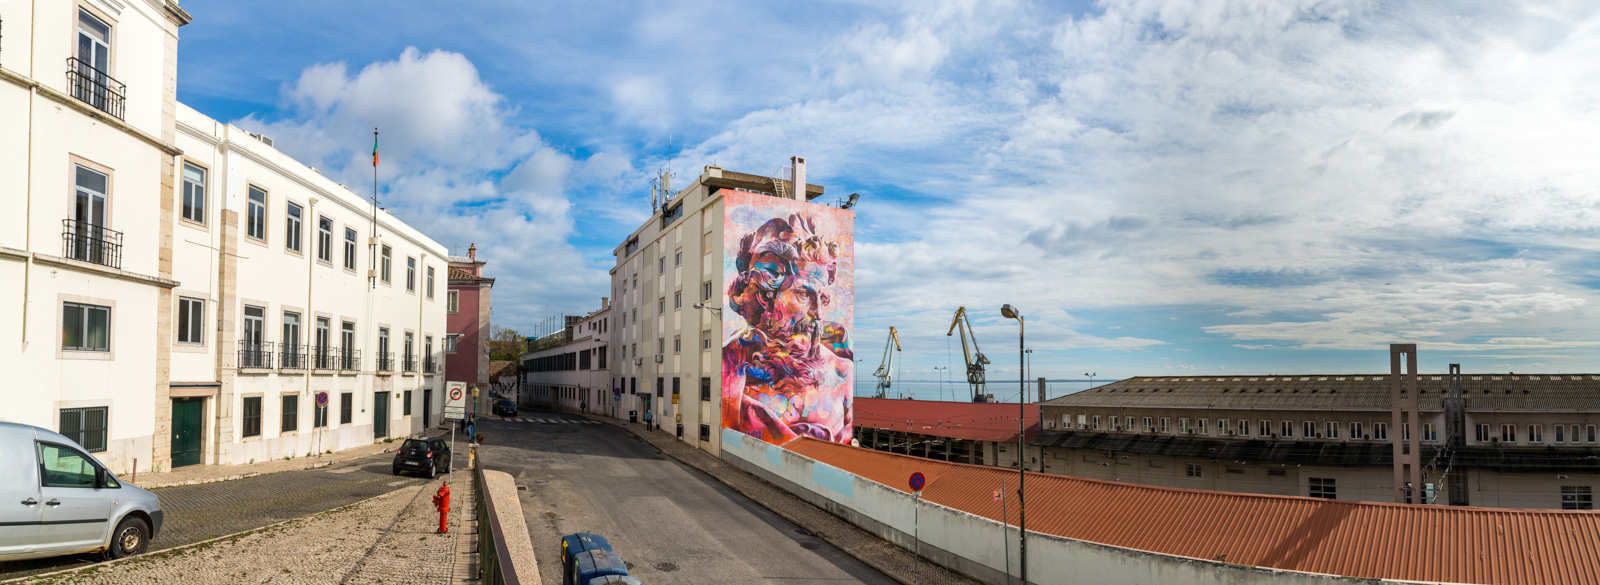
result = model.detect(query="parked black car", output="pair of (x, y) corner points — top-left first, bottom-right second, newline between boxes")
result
(392, 437), (451, 478)
(493, 398), (518, 417)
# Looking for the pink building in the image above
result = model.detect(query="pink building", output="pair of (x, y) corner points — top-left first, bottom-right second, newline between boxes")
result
(447, 244), (494, 413)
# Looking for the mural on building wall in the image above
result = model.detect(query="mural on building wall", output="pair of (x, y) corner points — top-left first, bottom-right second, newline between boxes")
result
(722, 190), (855, 446)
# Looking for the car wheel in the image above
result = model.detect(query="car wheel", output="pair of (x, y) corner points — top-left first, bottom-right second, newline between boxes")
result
(108, 516), (149, 559)
(392, 466), (402, 476)
(426, 462), (437, 479)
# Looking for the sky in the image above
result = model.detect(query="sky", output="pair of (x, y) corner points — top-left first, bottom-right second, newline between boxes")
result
(173, 0), (1600, 384)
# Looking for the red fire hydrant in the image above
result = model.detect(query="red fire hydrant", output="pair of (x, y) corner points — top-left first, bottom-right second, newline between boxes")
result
(433, 484), (451, 534)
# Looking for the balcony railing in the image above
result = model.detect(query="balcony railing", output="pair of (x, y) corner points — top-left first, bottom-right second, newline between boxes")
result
(66, 57), (126, 120)
(239, 340), (275, 370)
(338, 349), (361, 372)
(280, 344), (308, 370)
(424, 354), (439, 374)
(403, 354), (418, 372)
(313, 345), (335, 370)
(376, 352), (395, 372)
(61, 219), (123, 269)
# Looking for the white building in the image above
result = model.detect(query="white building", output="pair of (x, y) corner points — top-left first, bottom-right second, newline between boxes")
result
(520, 300), (611, 416)
(0, 0), (448, 473)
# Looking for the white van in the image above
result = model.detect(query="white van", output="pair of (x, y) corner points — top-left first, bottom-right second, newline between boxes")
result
(0, 421), (163, 561)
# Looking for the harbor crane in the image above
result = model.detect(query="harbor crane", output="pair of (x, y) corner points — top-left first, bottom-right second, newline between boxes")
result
(947, 307), (992, 402)
(872, 327), (902, 398)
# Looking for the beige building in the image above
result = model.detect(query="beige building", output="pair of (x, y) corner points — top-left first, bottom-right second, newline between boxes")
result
(1034, 372), (1600, 509)
(520, 301), (611, 415)
(606, 162), (825, 454)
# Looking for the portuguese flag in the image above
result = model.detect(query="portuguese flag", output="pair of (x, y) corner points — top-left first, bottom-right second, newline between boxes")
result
(372, 133), (379, 167)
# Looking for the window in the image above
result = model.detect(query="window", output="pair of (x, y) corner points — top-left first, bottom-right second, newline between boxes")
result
(285, 202), (303, 252)
(316, 317), (331, 368)
(1197, 418), (1207, 434)
(59, 407), (108, 452)
(703, 330), (712, 350)
(1185, 463), (1202, 478)
(182, 163), (206, 224)
(1403, 423), (1410, 441)
(62, 301), (111, 351)
(1475, 424), (1491, 443)
(702, 231), (712, 253)
(403, 390), (413, 416)
(447, 291), (459, 313)
(340, 392), (353, 425)
(73, 9), (112, 114)
(445, 335), (459, 353)
(1281, 420), (1294, 438)
(656, 377), (664, 397)
(1077, 415), (1087, 429)
(380, 245), (392, 283)
(1589, 425), (1597, 443)
(1501, 424), (1516, 443)
(341, 321), (356, 368)
(673, 336), (681, 353)
(659, 298), (666, 315)
(317, 217), (333, 262)
(700, 424), (711, 441)
(1236, 419), (1248, 436)
(1304, 421), (1317, 438)
(1350, 422), (1365, 439)
(675, 250), (682, 266)
(344, 228), (357, 269)
(1159, 417), (1170, 433)
(657, 338), (665, 354)
(282, 395), (298, 433)
(1373, 422), (1388, 440)
(1574, 425), (1584, 444)
(1259, 420), (1270, 437)
(659, 257), (665, 274)
(597, 345), (606, 369)
(1142, 417), (1153, 432)
(282, 312), (301, 368)
(1309, 477), (1337, 499)
(1326, 421), (1340, 439)
(1092, 415), (1102, 430)
(1178, 418), (1188, 433)
(1125, 417), (1135, 431)
(1554, 424), (1565, 444)
(674, 291), (682, 309)
(37, 443), (101, 488)
(177, 297), (204, 345)
(426, 266), (436, 298)
(672, 378), (680, 401)
(702, 281), (713, 301)
(406, 257), (416, 292)
(378, 328), (390, 369)
(1530, 424), (1543, 443)
(247, 186), (267, 240)
(1563, 486), (1594, 510)
(1424, 423), (1438, 442)
(70, 164), (110, 266)
(243, 396), (262, 438)
(404, 332), (414, 371)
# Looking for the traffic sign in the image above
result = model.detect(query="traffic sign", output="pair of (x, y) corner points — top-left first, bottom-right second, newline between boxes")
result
(444, 381), (468, 420)
(315, 392), (329, 408)
(909, 472), (926, 492)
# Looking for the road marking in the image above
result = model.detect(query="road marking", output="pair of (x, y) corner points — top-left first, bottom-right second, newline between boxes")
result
(326, 467), (361, 474)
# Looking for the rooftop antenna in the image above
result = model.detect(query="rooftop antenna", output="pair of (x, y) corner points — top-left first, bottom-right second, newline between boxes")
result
(652, 132), (679, 211)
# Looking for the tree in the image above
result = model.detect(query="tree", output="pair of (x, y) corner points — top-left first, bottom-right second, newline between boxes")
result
(486, 325), (525, 361)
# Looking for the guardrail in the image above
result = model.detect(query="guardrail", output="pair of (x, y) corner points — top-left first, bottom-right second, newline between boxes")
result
(474, 457), (521, 585)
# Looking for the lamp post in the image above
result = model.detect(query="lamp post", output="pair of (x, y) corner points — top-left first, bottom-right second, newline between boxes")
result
(1086, 372), (1096, 389)
(1000, 303), (1026, 585)
(933, 367), (948, 401)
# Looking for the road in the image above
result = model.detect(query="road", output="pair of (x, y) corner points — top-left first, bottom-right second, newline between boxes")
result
(479, 410), (899, 585)
(0, 449), (432, 581)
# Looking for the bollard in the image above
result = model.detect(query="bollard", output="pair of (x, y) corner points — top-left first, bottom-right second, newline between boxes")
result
(433, 483), (451, 533)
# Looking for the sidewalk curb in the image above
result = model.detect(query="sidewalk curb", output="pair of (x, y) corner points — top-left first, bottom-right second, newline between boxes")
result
(0, 485), (420, 585)
(583, 413), (953, 585)
(129, 428), (451, 490)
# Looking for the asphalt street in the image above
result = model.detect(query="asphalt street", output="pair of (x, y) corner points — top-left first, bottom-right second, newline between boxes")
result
(479, 410), (899, 585)
(0, 448), (434, 581)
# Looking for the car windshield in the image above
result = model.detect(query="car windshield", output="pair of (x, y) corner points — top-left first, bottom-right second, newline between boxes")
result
(401, 439), (429, 455)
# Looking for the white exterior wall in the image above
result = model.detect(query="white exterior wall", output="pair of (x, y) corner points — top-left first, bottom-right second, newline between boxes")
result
(521, 307), (612, 415)
(175, 104), (449, 466)
(0, 0), (186, 474)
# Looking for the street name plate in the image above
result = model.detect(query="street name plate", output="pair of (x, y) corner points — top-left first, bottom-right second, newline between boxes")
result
(444, 406), (466, 420)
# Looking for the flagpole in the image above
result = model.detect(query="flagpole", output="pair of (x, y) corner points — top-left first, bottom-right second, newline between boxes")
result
(371, 128), (378, 290)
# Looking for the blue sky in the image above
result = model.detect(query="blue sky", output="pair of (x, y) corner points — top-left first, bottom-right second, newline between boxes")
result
(175, 0), (1600, 382)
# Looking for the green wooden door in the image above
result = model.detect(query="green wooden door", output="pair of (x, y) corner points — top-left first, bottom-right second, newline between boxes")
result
(170, 398), (203, 468)
(373, 392), (389, 438)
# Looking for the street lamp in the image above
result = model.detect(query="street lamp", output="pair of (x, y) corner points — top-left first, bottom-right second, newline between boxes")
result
(1086, 372), (1096, 389)
(933, 366), (948, 401)
(692, 302), (722, 318)
(999, 303), (1026, 585)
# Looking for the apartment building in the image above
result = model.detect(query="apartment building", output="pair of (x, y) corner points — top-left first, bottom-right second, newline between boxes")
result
(1033, 372), (1600, 509)
(520, 301), (610, 416)
(0, 1), (448, 473)
(608, 160), (852, 455)
(447, 246), (493, 414)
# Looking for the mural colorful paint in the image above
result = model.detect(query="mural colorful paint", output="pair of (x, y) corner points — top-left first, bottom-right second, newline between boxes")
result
(721, 190), (854, 446)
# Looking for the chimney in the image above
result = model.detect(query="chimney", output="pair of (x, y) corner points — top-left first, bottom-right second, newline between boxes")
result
(601, 297), (610, 309)
(468, 243), (476, 260)
(791, 156), (806, 200)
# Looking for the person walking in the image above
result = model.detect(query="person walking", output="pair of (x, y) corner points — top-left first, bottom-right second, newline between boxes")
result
(643, 408), (653, 430)
(466, 415), (476, 444)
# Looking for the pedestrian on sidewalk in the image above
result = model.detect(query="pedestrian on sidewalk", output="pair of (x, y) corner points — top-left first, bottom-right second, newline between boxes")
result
(466, 416), (476, 444)
(644, 409), (653, 430)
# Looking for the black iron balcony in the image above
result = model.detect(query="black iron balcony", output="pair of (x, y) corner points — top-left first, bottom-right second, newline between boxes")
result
(337, 349), (361, 372)
(61, 219), (123, 269)
(403, 354), (417, 372)
(424, 354), (438, 374)
(239, 340), (275, 370)
(66, 57), (125, 120)
(280, 344), (308, 370)
(313, 345), (335, 370)
(376, 352), (395, 372)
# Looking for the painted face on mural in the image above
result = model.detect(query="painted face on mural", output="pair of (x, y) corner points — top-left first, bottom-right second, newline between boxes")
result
(723, 202), (854, 446)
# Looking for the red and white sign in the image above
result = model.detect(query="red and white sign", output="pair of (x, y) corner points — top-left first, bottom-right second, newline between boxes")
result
(444, 381), (468, 420)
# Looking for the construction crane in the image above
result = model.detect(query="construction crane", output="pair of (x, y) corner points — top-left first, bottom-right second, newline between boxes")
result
(947, 307), (991, 402)
(872, 327), (902, 398)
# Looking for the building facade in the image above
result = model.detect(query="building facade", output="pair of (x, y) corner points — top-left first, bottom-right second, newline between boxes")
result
(1033, 371), (1600, 509)
(520, 301), (610, 416)
(0, 1), (449, 473)
(446, 246), (493, 414)
(603, 161), (839, 455)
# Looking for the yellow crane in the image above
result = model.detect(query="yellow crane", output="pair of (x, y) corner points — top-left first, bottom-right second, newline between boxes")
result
(873, 327), (902, 398)
(947, 307), (991, 402)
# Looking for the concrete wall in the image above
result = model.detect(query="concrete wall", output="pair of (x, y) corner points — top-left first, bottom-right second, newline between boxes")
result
(720, 429), (1379, 585)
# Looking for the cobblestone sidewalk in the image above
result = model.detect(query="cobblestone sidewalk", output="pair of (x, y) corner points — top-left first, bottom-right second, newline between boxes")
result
(129, 425), (452, 489)
(9, 473), (472, 585)
(592, 417), (981, 585)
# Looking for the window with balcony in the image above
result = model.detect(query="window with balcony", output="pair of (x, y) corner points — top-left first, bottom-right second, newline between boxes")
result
(281, 312), (302, 369)
(317, 217), (333, 262)
(341, 321), (357, 370)
(285, 202), (303, 253)
(177, 297), (204, 345)
(424, 336), (435, 373)
(404, 332), (415, 372)
(240, 305), (270, 368)
(316, 317), (331, 369)
(67, 164), (120, 268)
(70, 10), (124, 119)
(182, 163), (206, 224)
(62, 302), (110, 352)
(377, 328), (391, 371)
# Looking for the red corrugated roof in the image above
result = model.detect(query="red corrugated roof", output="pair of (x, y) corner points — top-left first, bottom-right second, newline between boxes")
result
(788, 438), (1600, 585)
(853, 397), (1039, 443)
